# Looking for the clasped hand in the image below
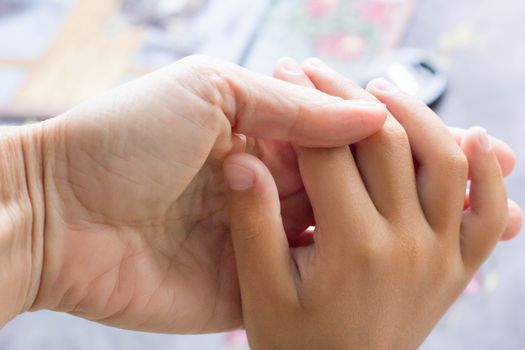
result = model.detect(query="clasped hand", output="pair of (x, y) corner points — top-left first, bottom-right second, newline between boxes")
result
(0, 56), (520, 345)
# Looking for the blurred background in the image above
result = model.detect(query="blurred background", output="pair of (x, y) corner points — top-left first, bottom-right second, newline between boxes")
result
(0, 0), (524, 349)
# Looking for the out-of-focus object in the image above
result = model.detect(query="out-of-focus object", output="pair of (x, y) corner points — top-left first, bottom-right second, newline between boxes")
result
(361, 48), (447, 105)
(245, 0), (417, 77)
(0, 0), (416, 123)
(121, 0), (209, 28)
(0, 0), (266, 122)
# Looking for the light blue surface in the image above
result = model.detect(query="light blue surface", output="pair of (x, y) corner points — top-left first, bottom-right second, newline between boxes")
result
(0, 0), (71, 58)
(0, 68), (25, 106)
(0, 311), (245, 350)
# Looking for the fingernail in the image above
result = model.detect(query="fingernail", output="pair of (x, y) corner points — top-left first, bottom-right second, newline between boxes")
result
(474, 127), (491, 151)
(368, 78), (399, 93)
(278, 57), (302, 74)
(224, 163), (256, 191)
(306, 57), (331, 71)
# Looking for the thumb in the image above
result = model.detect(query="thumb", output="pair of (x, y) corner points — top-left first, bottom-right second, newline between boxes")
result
(224, 153), (297, 308)
(175, 56), (387, 148)
(229, 65), (387, 148)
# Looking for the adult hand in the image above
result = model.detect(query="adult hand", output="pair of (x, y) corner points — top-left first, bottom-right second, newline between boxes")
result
(0, 56), (387, 332)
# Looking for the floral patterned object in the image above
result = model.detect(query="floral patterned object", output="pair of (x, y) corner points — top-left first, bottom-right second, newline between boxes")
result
(307, 0), (341, 18)
(299, 0), (412, 62)
(246, 0), (415, 77)
(316, 32), (366, 60)
(357, 0), (398, 26)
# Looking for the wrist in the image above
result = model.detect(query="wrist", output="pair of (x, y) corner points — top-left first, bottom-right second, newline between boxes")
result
(0, 123), (45, 326)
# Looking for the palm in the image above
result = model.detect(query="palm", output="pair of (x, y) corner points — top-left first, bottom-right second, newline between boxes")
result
(32, 83), (312, 333)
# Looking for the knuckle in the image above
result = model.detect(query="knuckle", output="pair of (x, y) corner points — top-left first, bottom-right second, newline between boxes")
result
(437, 150), (469, 178)
(353, 236), (391, 264)
(381, 120), (409, 147)
(172, 55), (230, 94)
(342, 81), (371, 100)
(394, 226), (429, 265)
(484, 208), (509, 237)
(434, 243), (458, 275)
(359, 118), (410, 153)
(178, 54), (219, 70)
(178, 56), (249, 131)
(232, 221), (265, 242)
(398, 93), (429, 112)
(402, 235), (426, 261)
(166, 55), (238, 131)
(407, 237), (460, 284)
(435, 256), (464, 289)
(164, 55), (222, 98)
(164, 55), (216, 81)
(231, 202), (276, 243)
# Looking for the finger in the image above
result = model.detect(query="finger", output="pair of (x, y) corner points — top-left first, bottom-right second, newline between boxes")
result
(297, 146), (378, 253)
(253, 139), (315, 239)
(464, 195), (521, 242)
(252, 57), (317, 242)
(459, 128), (508, 269)
(464, 194), (522, 242)
(224, 153), (297, 308)
(271, 57), (316, 239)
(178, 56), (387, 147)
(229, 133), (247, 155)
(367, 78), (468, 232)
(302, 58), (373, 101)
(274, 65), (518, 173)
(274, 58), (378, 251)
(449, 127), (516, 177)
(302, 59), (420, 220)
(500, 199), (523, 241)
(274, 57), (316, 88)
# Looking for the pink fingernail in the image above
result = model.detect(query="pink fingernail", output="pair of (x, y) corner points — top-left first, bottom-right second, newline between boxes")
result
(279, 57), (301, 74)
(368, 78), (399, 93)
(306, 57), (331, 71)
(475, 127), (491, 151)
(224, 163), (256, 191)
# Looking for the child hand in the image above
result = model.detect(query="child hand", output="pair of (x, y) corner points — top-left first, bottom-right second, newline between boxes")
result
(275, 57), (521, 242)
(223, 62), (509, 349)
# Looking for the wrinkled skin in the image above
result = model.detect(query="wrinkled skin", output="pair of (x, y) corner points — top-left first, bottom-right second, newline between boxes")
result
(2, 55), (516, 335)
(26, 56), (387, 333)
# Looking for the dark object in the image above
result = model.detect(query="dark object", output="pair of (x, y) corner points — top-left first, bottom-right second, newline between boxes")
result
(362, 48), (448, 106)
(120, 0), (209, 29)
